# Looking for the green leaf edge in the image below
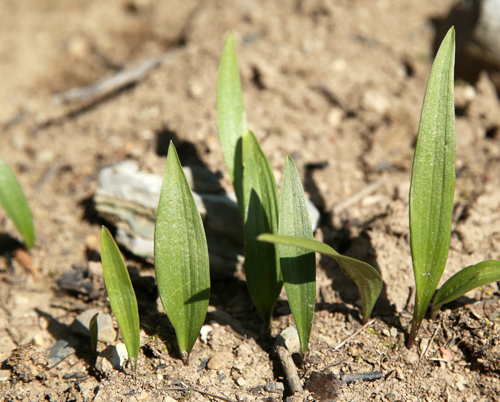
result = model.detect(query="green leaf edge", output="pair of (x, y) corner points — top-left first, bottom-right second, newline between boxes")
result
(257, 234), (382, 321)
(409, 27), (456, 332)
(0, 156), (35, 249)
(154, 142), (210, 358)
(278, 155), (316, 354)
(242, 130), (282, 325)
(100, 226), (140, 369)
(432, 260), (500, 315)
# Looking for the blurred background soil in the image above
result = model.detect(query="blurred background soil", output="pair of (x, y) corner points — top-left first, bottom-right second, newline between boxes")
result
(1, 0), (500, 401)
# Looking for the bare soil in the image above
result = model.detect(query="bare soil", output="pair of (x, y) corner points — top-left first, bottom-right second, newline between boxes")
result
(1, 1), (500, 401)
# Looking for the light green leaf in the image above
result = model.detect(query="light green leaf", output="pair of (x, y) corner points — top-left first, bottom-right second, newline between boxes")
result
(278, 156), (316, 354)
(155, 142), (210, 360)
(408, 27), (456, 344)
(100, 226), (140, 369)
(217, 32), (247, 212)
(258, 234), (382, 321)
(243, 130), (282, 325)
(0, 156), (34, 249)
(432, 260), (500, 316)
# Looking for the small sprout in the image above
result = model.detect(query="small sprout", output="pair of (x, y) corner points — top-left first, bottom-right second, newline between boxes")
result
(0, 156), (35, 249)
(89, 312), (99, 356)
(100, 226), (140, 370)
(278, 156), (316, 354)
(242, 130), (282, 325)
(155, 142), (210, 361)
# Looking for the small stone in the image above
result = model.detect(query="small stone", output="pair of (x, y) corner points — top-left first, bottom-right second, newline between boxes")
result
(456, 374), (466, 392)
(70, 309), (117, 343)
(199, 325), (212, 344)
(381, 329), (390, 337)
(32, 334), (45, 347)
(274, 327), (301, 356)
(207, 351), (233, 370)
(96, 343), (128, 372)
(0, 369), (11, 381)
(237, 377), (247, 387)
(405, 351), (419, 365)
(264, 381), (284, 393)
(390, 327), (398, 338)
(163, 397), (177, 402)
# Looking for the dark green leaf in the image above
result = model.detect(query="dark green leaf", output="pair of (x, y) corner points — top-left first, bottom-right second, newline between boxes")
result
(155, 142), (210, 359)
(258, 234), (382, 321)
(278, 156), (316, 353)
(100, 226), (140, 369)
(408, 27), (456, 343)
(432, 260), (500, 315)
(89, 312), (99, 356)
(0, 156), (34, 249)
(243, 130), (282, 325)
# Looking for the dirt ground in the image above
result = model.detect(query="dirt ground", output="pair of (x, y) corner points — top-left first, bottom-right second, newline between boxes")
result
(1, 0), (500, 401)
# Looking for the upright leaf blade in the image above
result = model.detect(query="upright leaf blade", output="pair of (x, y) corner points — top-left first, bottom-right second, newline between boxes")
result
(217, 32), (247, 212)
(243, 130), (282, 325)
(432, 260), (500, 315)
(408, 27), (456, 344)
(278, 156), (316, 353)
(100, 226), (140, 368)
(258, 234), (382, 321)
(0, 156), (34, 249)
(155, 142), (210, 359)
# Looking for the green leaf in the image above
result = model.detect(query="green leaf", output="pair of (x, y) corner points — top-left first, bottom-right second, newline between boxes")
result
(258, 234), (382, 321)
(432, 260), (500, 316)
(243, 130), (282, 325)
(0, 156), (34, 249)
(154, 142), (210, 360)
(217, 32), (247, 212)
(89, 312), (99, 356)
(278, 156), (316, 354)
(408, 27), (456, 344)
(100, 226), (140, 369)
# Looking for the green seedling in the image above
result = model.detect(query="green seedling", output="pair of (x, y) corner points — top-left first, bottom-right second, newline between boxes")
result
(258, 234), (383, 322)
(217, 33), (282, 324)
(100, 226), (140, 370)
(407, 27), (500, 347)
(0, 156), (34, 249)
(277, 156), (316, 354)
(155, 142), (210, 362)
(89, 312), (99, 356)
(242, 130), (282, 325)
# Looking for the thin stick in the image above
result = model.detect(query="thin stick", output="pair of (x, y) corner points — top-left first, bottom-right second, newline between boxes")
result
(275, 345), (303, 394)
(332, 177), (386, 214)
(334, 319), (375, 351)
(163, 382), (236, 402)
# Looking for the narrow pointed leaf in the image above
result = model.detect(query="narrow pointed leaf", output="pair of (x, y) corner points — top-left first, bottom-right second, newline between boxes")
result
(243, 130), (282, 325)
(155, 143), (210, 359)
(217, 32), (247, 212)
(278, 156), (316, 353)
(258, 234), (382, 321)
(408, 27), (456, 341)
(100, 226), (140, 368)
(432, 260), (500, 315)
(0, 156), (34, 249)
(89, 312), (99, 356)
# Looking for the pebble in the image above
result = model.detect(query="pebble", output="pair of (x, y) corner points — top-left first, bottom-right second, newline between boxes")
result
(456, 374), (467, 391)
(274, 327), (301, 356)
(70, 309), (117, 343)
(207, 351), (233, 370)
(264, 381), (284, 393)
(405, 351), (419, 365)
(390, 327), (398, 338)
(236, 377), (248, 387)
(96, 343), (129, 372)
(32, 334), (45, 347)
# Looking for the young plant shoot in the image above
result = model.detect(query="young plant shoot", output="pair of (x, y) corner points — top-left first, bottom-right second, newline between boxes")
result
(154, 142), (210, 362)
(277, 156), (316, 354)
(0, 156), (35, 249)
(217, 33), (282, 324)
(100, 226), (140, 369)
(408, 27), (500, 347)
(242, 130), (282, 325)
